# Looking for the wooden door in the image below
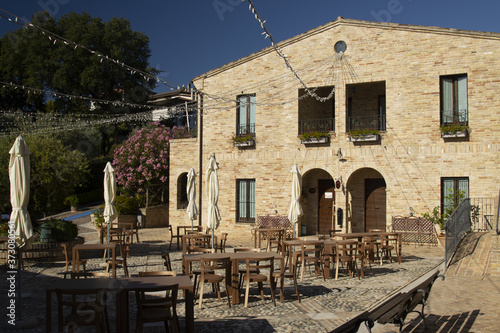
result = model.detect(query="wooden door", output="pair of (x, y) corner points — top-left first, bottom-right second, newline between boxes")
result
(318, 181), (335, 235)
(365, 178), (386, 231)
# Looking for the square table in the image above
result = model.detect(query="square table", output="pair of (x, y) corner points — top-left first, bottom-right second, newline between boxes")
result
(182, 251), (284, 304)
(72, 243), (117, 278)
(45, 275), (194, 332)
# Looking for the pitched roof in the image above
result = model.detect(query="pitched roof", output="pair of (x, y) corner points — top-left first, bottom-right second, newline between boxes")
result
(192, 17), (500, 82)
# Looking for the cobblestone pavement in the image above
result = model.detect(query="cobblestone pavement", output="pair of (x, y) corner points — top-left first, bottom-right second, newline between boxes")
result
(1, 210), (499, 332)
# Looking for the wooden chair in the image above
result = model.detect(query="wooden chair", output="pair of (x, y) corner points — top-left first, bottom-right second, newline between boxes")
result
(198, 256), (231, 309)
(161, 252), (173, 271)
(61, 243), (86, 279)
(379, 234), (398, 265)
(56, 288), (110, 333)
(219, 232), (228, 252)
(134, 283), (179, 333)
(335, 240), (359, 280)
(355, 241), (373, 278)
(300, 241), (325, 281)
(272, 252), (301, 303)
(105, 243), (130, 277)
(242, 255), (276, 307)
(188, 247), (215, 294)
(233, 247), (262, 292)
(168, 225), (181, 250)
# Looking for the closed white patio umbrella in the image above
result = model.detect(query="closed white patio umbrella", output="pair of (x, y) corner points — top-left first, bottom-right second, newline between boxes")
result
(288, 164), (303, 237)
(9, 135), (33, 248)
(186, 168), (198, 231)
(9, 135), (33, 323)
(206, 155), (221, 249)
(103, 162), (118, 250)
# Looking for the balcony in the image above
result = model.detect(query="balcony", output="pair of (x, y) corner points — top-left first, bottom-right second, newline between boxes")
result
(348, 115), (384, 143)
(440, 112), (468, 140)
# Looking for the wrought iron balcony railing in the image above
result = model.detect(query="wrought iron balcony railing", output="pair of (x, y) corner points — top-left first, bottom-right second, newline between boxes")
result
(299, 118), (335, 135)
(236, 123), (256, 137)
(348, 115), (386, 132)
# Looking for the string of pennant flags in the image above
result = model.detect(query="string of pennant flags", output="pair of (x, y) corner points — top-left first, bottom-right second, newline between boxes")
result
(0, 4), (358, 123)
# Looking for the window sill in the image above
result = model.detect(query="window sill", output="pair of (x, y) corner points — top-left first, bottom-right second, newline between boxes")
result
(300, 137), (329, 145)
(234, 139), (255, 147)
(350, 134), (380, 143)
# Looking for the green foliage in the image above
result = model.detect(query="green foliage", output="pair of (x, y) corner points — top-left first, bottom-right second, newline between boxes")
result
(232, 133), (254, 143)
(90, 207), (106, 228)
(349, 128), (380, 138)
(0, 221), (8, 236)
(0, 133), (90, 216)
(64, 195), (79, 207)
(440, 123), (469, 134)
(422, 189), (467, 230)
(115, 195), (140, 215)
(0, 11), (158, 113)
(298, 131), (330, 140)
(45, 219), (78, 242)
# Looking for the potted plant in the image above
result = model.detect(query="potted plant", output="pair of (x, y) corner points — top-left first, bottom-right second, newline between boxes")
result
(115, 195), (140, 225)
(349, 128), (380, 142)
(440, 123), (469, 138)
(298, 131), (331, 144)
(232, 133), (255, 147)
(64, 195), (80, 212)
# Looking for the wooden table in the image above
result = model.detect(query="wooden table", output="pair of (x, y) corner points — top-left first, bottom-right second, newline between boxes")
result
(45, 275), (194, 333)
(72, 243), (118, 278)
(182, 251), (284, 304)
(333, 232), (402, 264)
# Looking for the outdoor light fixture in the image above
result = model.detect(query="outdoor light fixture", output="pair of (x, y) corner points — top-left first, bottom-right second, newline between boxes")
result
(337, 148), (347, 162)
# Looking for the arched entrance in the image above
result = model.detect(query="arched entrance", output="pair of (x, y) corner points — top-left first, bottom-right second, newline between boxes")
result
(301, 168), (334, 235)
(346, 168), (387, 232)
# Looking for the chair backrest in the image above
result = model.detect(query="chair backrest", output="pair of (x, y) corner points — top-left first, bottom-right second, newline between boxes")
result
(139, 270), (177, 277)
(161, 252), (172, 271)
(368, 228), (386, 233)
(56, 288), (108, 331)
(336, 240), (358, 260)
(200, 256), (230, 275)
(245, 256), (274, 275)
(233, 247), (261, 253)
(188, 247), (215, 254)
(134, 283), (179, 316)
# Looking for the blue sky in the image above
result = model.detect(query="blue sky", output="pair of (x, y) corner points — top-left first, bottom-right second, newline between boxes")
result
(1, 0), (499, 94)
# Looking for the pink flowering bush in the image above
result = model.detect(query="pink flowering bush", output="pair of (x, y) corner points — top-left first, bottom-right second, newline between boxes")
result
(113, 122), (175, 194)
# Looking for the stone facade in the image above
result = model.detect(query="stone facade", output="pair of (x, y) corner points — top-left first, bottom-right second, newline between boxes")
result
(168, 18), (500, 238)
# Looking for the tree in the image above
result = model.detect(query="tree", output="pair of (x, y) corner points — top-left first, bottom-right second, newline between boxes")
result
(0, 11), (158, 113)
(113, 122), (172, 196)
(0, 133), (89, 216)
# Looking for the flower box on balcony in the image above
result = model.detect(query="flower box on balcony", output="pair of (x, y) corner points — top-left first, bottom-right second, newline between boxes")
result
(441, 130), (468, 139)
(300, 136), (329, 144)
(234, 139), (255, 147)
(350, 134), (380, 142)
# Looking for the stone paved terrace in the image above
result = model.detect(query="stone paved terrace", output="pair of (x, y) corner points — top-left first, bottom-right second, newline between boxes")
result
(1, 210), (499, 332)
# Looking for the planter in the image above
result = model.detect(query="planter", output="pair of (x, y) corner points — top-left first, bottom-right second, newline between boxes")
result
(234, 139), (255, 147)
(300, 137), (329, 144)
(441, 130), (468, 139)
(350, 134), (380, 142)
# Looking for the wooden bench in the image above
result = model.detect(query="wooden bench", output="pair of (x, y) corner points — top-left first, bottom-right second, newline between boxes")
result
(330, 270), (442, 332)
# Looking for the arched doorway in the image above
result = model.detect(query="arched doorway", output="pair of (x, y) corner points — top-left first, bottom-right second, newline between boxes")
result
(301, 169), (334, 235)
(346, 168), (387, 232)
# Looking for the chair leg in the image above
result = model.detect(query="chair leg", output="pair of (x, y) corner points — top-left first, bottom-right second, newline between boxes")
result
(269, 280), (276, 306)
(244, 279), (250, 308)
(198, 282), (205, 309)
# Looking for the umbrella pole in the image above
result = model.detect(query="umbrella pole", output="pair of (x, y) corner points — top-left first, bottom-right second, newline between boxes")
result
(107, 223), (110, 259)
(212, 229), (214, 249)
(16, 247), (22, 321)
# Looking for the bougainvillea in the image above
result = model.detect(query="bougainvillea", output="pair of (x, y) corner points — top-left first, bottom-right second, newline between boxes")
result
(113, 122), (172, 194)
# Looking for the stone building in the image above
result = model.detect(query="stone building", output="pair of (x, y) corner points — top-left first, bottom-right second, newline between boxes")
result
(167, 17), (500, 237)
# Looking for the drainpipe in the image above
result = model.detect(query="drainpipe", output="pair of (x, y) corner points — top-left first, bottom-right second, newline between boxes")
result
(197, 86), (203, 228)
